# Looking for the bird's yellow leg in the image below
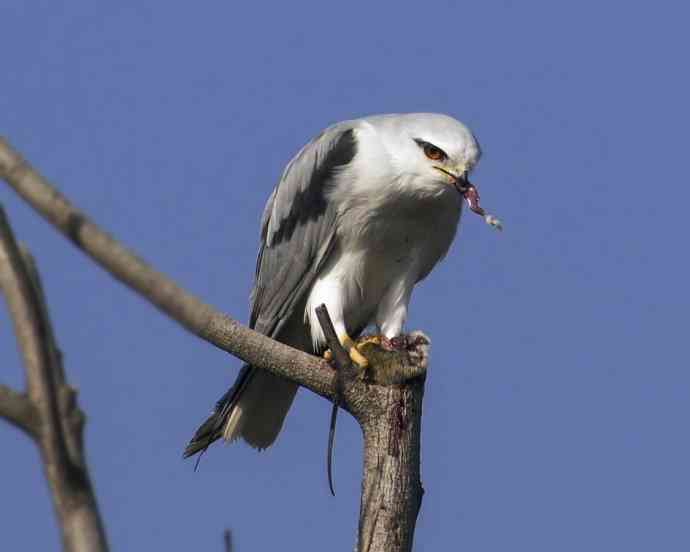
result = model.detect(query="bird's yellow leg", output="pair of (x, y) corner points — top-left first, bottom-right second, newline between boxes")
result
(322, 333), (370, 370)
(340, 334), (370, 369)
(325, 333), (425, 385)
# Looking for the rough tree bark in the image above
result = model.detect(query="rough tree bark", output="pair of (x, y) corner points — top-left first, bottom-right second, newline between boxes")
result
(0, 136), (429, 552)
(0, 208), (109, 552)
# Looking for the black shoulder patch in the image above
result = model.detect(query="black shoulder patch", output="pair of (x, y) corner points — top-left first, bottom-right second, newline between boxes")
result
(270, 128), (357, 245)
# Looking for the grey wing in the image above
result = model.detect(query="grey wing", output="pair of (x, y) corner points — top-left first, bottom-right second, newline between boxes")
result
(249, 122), (358, 340)
(183, 122), (359, 456)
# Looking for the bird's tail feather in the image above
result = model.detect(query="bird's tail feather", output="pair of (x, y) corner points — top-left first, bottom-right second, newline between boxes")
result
(183, 365), (254, 458)
(184, 364), (298, 458)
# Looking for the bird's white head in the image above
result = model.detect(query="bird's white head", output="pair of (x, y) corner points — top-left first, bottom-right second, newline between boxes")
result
(364, 113), (482, 198)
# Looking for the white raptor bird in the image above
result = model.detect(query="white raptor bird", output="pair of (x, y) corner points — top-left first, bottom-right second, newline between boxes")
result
(185, 112), (483, 455)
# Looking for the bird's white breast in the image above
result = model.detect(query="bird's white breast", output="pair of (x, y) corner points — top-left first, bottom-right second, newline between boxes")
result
(306, 183), (461, 348)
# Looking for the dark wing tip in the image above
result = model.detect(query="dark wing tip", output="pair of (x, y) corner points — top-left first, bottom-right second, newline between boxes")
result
(183, 418), (220, 459)
(183, 366), (254, 461)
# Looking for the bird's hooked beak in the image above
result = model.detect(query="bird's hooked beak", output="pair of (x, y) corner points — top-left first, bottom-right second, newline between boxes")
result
(434, 166), (484, 215)
(434, 165), (469, 191)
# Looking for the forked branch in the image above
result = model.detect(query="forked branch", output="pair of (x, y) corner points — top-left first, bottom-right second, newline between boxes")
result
(0, 207), (108, 552)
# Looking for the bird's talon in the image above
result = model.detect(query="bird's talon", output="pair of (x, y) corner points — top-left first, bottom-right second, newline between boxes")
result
(348, 347), (370, 370)
(354, 335), (383, 349)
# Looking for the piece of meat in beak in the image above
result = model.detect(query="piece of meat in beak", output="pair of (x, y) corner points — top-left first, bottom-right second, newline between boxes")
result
(454, 177), (503, 232)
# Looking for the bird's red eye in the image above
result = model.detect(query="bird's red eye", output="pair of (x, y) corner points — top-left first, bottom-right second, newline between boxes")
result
(414, 139), (448, 162)
(421, 142), (447, 162)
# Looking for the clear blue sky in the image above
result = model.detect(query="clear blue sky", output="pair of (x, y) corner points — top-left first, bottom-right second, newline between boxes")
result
(1, 1), (688, 550)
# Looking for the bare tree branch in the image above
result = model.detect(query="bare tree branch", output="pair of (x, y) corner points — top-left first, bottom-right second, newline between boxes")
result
(0, 384), (37, 437)
(0, 206), (109, 552)
(0, 137), (430, 552)
(0, 137), (337, 402)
